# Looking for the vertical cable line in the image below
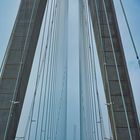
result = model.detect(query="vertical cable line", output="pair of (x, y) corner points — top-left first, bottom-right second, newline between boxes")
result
(79, 2), (86, 139)
(43, 32), (52, 140)
(41, 17), (52, 140)
(52, 0), (68, 137)
(86, 27), (94, 140)
(52, 2), (63, 139)
(43, 0), (57, 139)
(85, 43), (94, 140)
(82, 13), (90, 140)
(48, 4), (58, 140)
(54, 2), (61, 139)
(82, 12), (90, 140)
(80, 0), (107, 139)
(79, 4), (89, 139)
(86, 2), (106, 139)
(85, 22), (99, 140)
(85, 8), (93, 140)
(23, 99), (36, 139)
(64, 1), (68, 139)
(47, 28), (54, 140)
(26, 0), (54, 139)
(39, 0), (56, 139)
(118, 0), (140, 69)
(54, 68), (66, 140)
(89, 15), (106, 140)
(82, 4), (95, 139)
(4, 0), (39, 139)
(34, 30), (48, 140)
(34, 1), (51, 139)
(80, 2), (96, 139)
(43, 19), (54, 140)
(102, 0), (133, 139)
(47, 1), (58, 139)
(79, 2), (84, 139)
(83, 0), (104, 139)
(86, 22), (94, 140)
(51, 1), (63, 139)
(87, 16), (99, 140)
(39, 0), (59, 139)
(83, 1), (103, 140)
(46, 0), (58, 139)
(84, 2), (95, 139)
(39, 27), (51, 140)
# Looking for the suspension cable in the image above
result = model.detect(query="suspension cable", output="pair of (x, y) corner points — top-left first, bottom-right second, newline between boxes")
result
(119, 0), (140, 68)
(83, 1), (101, 140)
(49, 1), (61, 139)
(88, 10), (106, 140)
(35, 0), (57, 139)
(82, 0), (108, 140)
(47, 1), (58, 139)
(43, 1), (57, 140)
(39, 1), (56, 139)
(26, 0), (55, 139)
(80, 1), (102, 139)
(87, 5), (106, 140)
(34, 2), (50, 139)
(79, 3), (90, 138)
(82, 3), (99, 140)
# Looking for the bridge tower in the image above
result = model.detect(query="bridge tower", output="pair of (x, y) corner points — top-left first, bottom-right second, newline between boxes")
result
(88, 0), (140, 139)
(0, 0), (139, 140)
(0, 0), (48, 139)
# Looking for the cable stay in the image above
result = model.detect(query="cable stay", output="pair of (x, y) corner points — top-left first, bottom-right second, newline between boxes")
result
(16, 0), (68, 140)
(1, 0), (139, 140)
(119, 0), (140, 69)
(79, 0), (112, 140)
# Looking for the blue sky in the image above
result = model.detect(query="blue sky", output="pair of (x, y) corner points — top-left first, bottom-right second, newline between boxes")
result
(0, 0), (140, 139)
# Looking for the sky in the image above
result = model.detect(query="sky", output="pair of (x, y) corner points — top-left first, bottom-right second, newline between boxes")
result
(0, 0), (140, 140)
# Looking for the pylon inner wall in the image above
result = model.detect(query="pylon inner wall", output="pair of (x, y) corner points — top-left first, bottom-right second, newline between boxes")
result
(0, 0), (47, 139)
(88, 0), (140, 139)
